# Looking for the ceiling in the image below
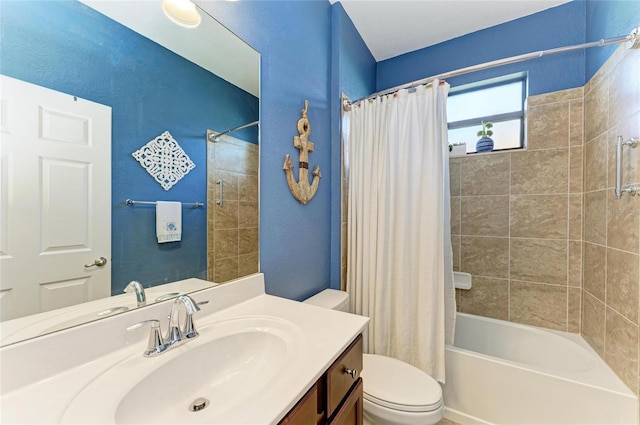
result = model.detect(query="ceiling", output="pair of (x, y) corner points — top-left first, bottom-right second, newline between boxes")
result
(333, 0), (572, 61)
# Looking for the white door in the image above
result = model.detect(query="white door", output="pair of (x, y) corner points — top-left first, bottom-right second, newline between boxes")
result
(0, 75), (111, 321)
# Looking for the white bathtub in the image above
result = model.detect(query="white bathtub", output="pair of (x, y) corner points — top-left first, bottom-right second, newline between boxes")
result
(443, 313), (638, 425)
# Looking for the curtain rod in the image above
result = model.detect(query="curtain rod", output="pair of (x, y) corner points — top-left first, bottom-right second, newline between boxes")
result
(207, 120), (259, 142)
(343, 25), (639, 110)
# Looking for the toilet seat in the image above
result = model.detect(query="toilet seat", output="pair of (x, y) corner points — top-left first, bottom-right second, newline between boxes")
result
(361, 354), (443, 413)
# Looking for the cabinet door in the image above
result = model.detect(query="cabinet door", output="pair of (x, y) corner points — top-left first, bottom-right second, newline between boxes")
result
(279, 381), (324, 425)
(329, 378), (363, 425)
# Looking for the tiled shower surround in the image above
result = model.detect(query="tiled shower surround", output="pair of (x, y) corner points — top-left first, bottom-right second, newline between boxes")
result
(341, 42), (640, 399)
(206, 135), (259, 283)
(450, 86), (584, 333)
(582, 42), (640, 394)
(451, 42), (640, 395)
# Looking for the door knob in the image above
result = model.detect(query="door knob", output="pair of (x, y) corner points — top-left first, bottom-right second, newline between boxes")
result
(84, 257), (108, 268)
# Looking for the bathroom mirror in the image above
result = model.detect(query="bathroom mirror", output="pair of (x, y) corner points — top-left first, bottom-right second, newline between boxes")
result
(0, 0), (260, 346)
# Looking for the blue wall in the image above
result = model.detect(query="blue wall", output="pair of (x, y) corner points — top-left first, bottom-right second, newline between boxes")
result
(202, 0), (335, 300)
(586, 0), (640, 80)
(201, 0), (376, 299)
(377, 1), (587, 96)
(0, 1), (258, 294)
(377, 1), (639, 96)
(332, 3), (378, 102)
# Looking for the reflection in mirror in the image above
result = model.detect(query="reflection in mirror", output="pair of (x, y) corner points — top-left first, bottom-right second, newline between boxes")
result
(206, 132), (260, 282)
(0, 0), (259, 346)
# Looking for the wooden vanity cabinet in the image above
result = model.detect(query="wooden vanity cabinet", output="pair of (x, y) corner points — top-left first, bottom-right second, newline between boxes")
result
(279, 335), (363, 425)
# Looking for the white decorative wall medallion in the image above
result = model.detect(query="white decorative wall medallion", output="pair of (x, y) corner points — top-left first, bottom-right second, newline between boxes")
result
(132, 131), (195, 191)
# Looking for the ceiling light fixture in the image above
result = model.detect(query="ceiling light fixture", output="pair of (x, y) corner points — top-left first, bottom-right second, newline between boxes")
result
(162, 0), (201, 28)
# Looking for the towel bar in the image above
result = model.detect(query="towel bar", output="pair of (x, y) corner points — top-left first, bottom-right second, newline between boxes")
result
(125, 199), (204, 208)
(215, 179), (223, 206)
(614, 136), (639, 199)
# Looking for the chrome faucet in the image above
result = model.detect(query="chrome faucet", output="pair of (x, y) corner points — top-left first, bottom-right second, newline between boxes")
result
(127, 294), (201, 357)
(123, 280), (146, 307)
(165, 295), (201, 345)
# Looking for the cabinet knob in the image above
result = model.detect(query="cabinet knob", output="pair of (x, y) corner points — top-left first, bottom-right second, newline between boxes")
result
(344, 367), (358, 379)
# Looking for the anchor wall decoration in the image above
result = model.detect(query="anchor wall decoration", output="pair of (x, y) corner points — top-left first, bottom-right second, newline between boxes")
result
(283, 100), (321, 204)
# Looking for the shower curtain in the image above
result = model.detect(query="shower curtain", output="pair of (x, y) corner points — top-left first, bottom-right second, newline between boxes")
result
(344, 81), (455, 383)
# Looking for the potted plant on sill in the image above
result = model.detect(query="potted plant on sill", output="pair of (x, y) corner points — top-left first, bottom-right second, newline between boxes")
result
(476, 121), (494, 153)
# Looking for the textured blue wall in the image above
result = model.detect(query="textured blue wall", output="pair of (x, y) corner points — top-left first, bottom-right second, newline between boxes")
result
(377, 1), (587, 96)
(332, 3), (378, 102)
(329, 3), (377, 289)
(586, 0), (640, 80)
(202, 0), (334, 300)
(202, 0), (376, 299)
(0, 1), (258, 294)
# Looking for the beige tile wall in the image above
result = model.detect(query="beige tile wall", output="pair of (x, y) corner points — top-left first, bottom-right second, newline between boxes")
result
(452, 40), (640, 396)
(451, 86), (584, 333)
(206, 134), (259, 282)
(582, 42), (640, 395)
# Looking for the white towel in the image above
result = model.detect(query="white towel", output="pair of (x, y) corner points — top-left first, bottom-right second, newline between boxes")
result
(156, 201), (182, 243)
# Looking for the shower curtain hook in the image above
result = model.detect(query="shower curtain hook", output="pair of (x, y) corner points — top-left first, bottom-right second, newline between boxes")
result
(627, 25), (640, 49)
(342, 98), (352, 112)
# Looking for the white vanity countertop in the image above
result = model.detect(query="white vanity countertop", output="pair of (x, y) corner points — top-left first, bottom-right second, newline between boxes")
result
(0, 274), (368, 424)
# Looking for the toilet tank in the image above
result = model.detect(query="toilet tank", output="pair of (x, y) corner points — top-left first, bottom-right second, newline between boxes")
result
(303, 289), (350, 312)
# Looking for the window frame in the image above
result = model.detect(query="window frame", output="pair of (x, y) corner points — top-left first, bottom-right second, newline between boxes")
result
(447, 73), (528, 153)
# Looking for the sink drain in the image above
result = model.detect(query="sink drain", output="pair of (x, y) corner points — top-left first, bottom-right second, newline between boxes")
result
(189, 397), (210, 412)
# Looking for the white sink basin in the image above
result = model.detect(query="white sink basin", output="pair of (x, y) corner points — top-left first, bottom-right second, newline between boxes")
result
(61, 316), (304, 424)
(117, 331), (288, 423)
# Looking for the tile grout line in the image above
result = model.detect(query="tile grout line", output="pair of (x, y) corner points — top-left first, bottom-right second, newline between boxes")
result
(508, 152), (512, 322)
(567, 100), (571, 332)
(602, 64), (611, 366)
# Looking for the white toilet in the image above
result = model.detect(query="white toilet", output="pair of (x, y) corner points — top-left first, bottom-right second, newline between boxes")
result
(304, 289), (444, 425)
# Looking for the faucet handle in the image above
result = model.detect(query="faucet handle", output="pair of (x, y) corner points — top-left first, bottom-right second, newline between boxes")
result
(180, 295), (202, 340)
(182, 311), (199, 340)
(127, 320), (168, 357)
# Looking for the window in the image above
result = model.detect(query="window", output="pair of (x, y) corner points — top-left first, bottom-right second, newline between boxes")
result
(447, 73), (527, 153)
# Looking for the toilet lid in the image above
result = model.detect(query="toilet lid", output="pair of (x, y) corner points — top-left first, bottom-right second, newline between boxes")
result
(361, 354), (443, 413)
